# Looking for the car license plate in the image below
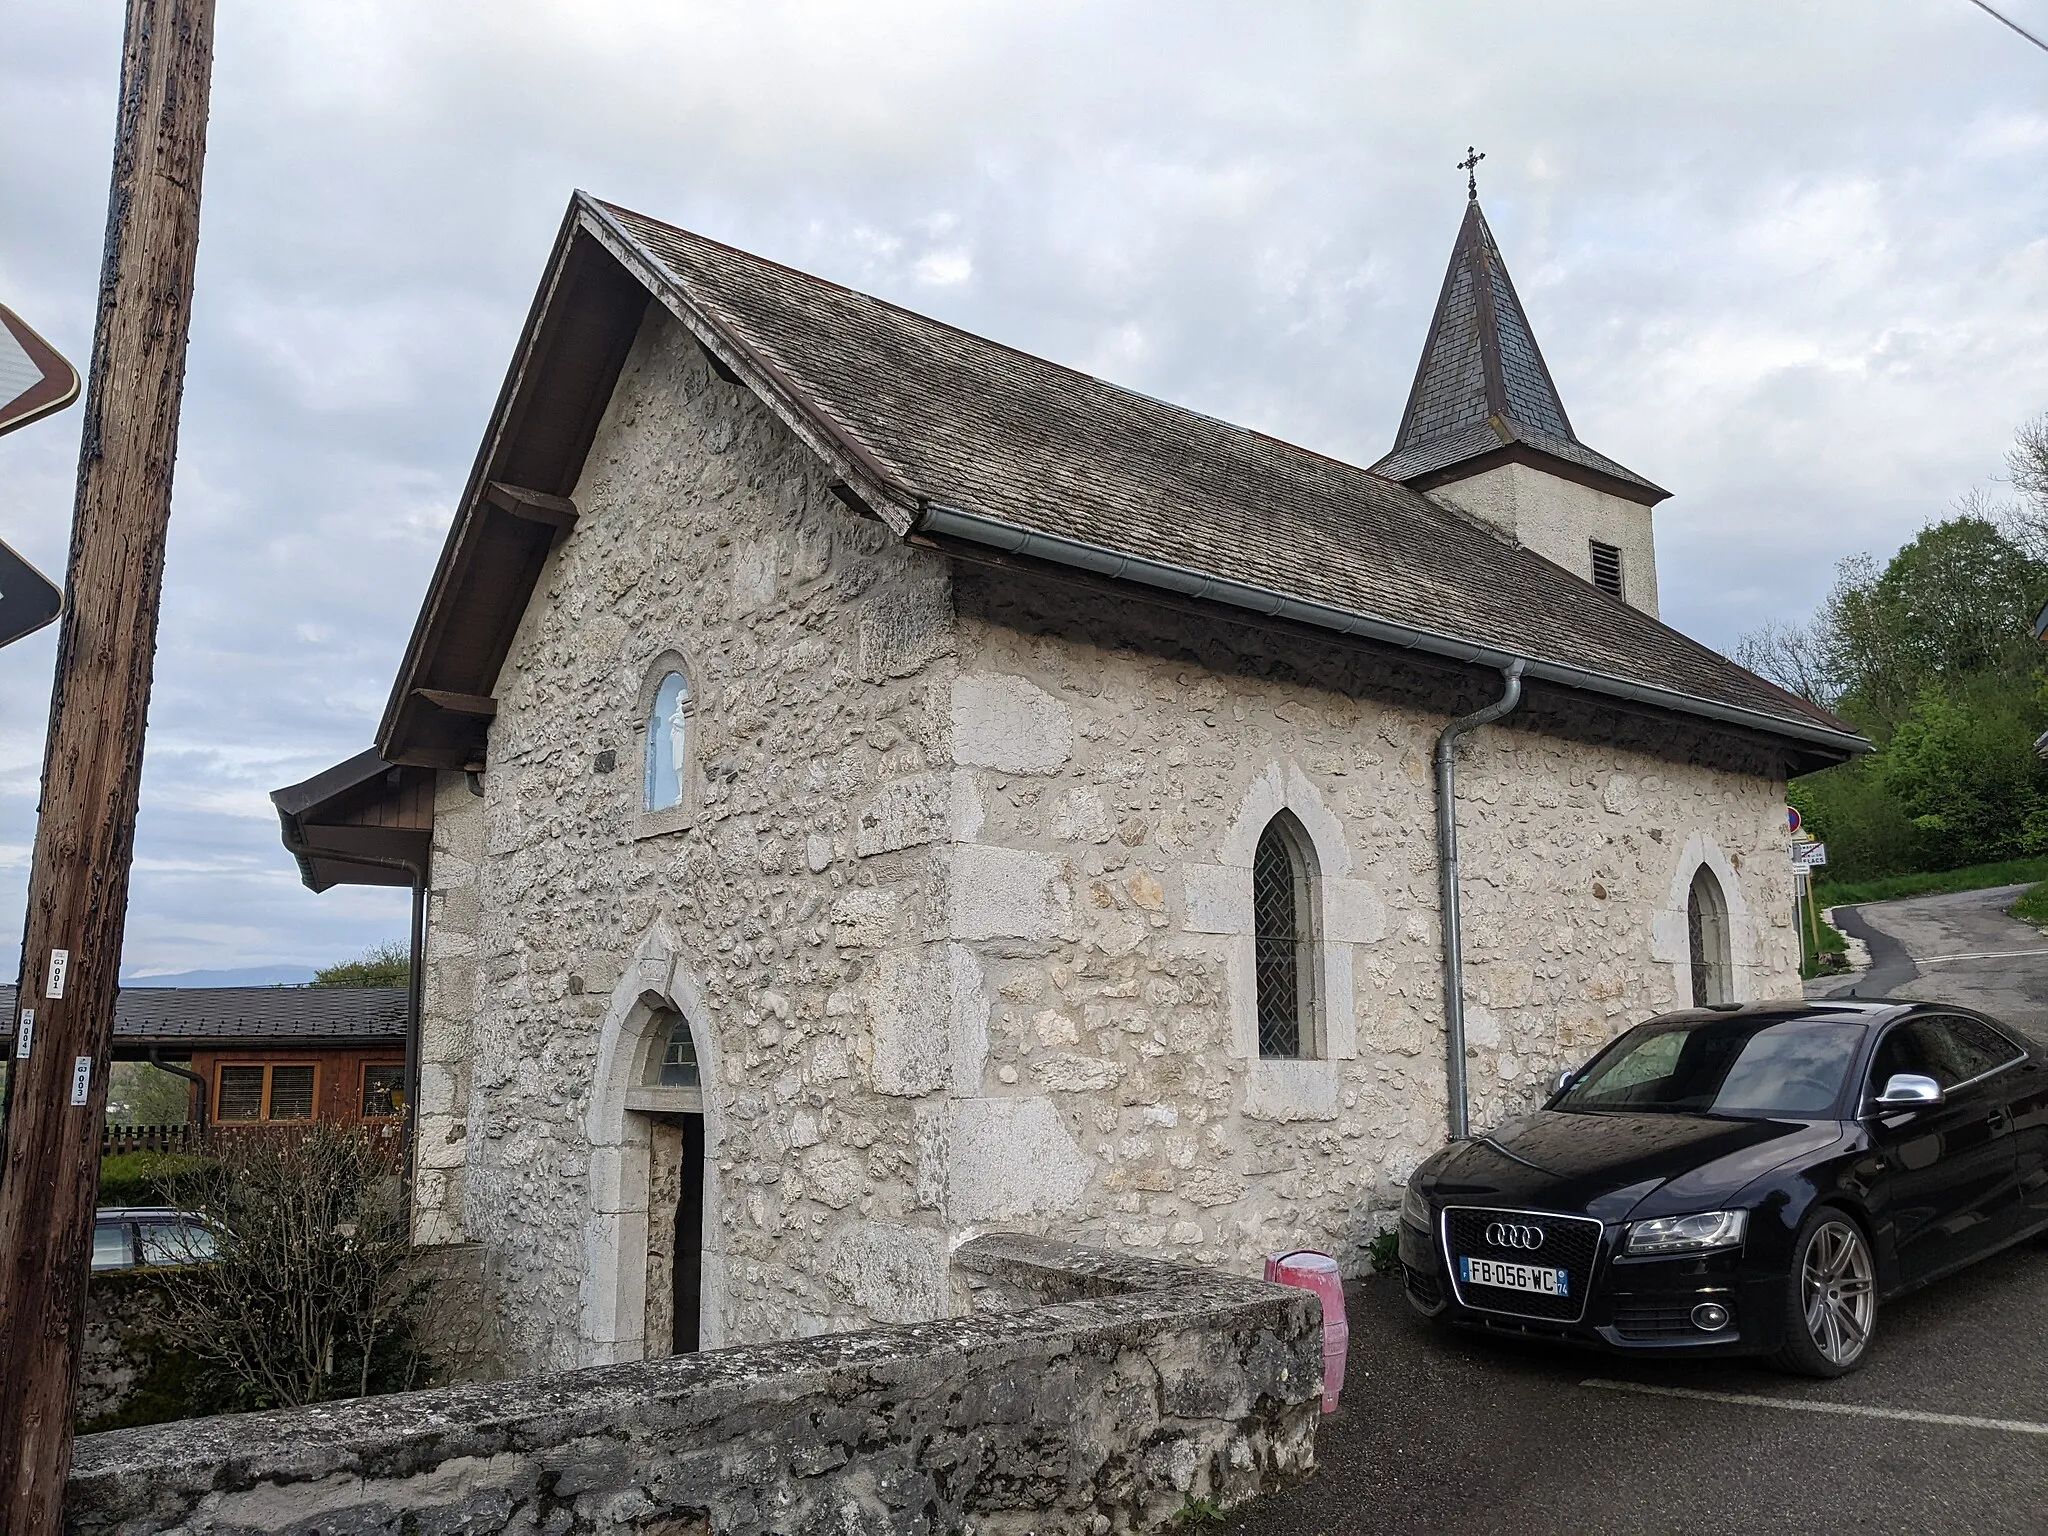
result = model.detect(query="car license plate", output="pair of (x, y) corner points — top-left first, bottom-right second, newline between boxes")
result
(1460, 1255), (1569, 1296)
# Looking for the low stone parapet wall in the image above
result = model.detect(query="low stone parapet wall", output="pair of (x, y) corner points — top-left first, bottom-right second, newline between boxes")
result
(67, 1234), (1323, 1534)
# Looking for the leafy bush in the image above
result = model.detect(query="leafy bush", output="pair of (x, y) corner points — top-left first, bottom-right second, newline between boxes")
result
(152, 1126), (435, 1406)
(1366, 1227), (1400, 1276)
(99, 1151), (213, 1208)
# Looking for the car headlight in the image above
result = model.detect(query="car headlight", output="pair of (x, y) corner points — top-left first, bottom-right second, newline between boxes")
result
(1625, 1210), (1747, 1256)
(1400, 1182), (1431, 1231)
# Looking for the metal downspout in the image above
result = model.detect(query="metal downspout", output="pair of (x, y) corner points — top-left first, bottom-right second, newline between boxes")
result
(1435, 660), (1526, 1141)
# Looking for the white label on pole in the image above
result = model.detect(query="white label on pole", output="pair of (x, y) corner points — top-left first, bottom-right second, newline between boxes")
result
(70, 1055), (91, 1105)
(45, 948), (69, 999)
(13, 1008), (32, 1059)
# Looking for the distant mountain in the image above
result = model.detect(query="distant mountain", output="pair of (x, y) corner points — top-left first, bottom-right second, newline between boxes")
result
(0, 947), (317, 990)
(121, 965), (318, 989)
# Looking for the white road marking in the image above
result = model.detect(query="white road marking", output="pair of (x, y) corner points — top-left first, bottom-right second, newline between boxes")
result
(1580, 1378), (2048, 1437)
(1912, 950), (2048, 965)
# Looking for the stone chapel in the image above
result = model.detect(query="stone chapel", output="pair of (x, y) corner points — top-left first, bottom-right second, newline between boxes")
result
(275, 188), (1867, 1374)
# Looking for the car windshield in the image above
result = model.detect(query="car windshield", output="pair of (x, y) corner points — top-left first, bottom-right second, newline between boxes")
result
(1558, 1017), (1865, 1118)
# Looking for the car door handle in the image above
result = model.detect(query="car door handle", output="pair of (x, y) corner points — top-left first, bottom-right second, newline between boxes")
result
(1987, 1109), (2013, 1134)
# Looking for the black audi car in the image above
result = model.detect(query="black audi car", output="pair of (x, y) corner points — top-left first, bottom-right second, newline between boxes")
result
(1398, 999), (2048, 1376)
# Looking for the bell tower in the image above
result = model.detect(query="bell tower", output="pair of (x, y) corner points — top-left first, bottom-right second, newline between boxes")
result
(1373, 185), (1669, 617)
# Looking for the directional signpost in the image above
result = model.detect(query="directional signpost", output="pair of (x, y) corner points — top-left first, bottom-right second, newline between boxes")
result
(0, 301), (78, 652)
(0, 537), (63, 650)
(1788, 808), (1827, 960)
(0, 304), (80, 438)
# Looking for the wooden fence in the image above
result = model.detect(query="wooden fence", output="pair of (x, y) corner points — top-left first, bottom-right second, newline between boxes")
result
(100, 1123), (199, 1158)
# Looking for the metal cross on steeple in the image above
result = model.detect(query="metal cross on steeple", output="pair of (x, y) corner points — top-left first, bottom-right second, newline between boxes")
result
(1458, 146), (1485, 201)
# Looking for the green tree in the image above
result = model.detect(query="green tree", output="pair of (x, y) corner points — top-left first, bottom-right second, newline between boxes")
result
(1741, 427), (2048, 886)
(108, 1061), (193, 1125)
(313, 941), (409, 989)
(1879, 680), (2048, 869)
(1826, 517), (2046, 728)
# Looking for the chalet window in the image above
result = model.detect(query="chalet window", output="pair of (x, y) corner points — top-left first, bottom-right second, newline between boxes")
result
(644, 671), (692, 813)
(269, 1066), (316, 1120)
(654, 1012), (702, 1088)
(214, 1063), (317, 1123)
(1590, 540), (1624, 599)
(216, 1066), (265, 1122)
(1252, 813), (1319, 1059)
(1687, 866), (1733, 1006)
(361, 1063), (405, 1119)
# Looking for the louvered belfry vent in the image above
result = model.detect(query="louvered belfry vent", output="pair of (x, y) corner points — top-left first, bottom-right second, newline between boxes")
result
(1590, 540), (1624, 598)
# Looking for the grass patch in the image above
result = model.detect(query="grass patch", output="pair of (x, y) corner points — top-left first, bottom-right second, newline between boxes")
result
(1799, 915), (1852, 980)
(1814, 855), (2048, 910)
(2011, 882), (2048, 928)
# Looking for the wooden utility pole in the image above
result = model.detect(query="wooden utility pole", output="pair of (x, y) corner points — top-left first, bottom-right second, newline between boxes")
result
(0, 1), (215, 1527)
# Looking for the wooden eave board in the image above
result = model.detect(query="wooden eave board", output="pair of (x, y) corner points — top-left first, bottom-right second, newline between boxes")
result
(377, 208), (649, 765)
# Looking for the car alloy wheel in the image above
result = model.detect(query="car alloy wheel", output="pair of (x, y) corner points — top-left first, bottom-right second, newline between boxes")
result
(1800, 1217), (1874, 1369)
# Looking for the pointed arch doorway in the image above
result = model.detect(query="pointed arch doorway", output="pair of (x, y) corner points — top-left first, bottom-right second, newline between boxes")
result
(639, 1009), (707, 1355)
(584, 951), (726, 1367)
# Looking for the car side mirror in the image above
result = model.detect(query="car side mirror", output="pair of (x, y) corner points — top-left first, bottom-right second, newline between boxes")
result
(1874, 1073), (1943, 1110)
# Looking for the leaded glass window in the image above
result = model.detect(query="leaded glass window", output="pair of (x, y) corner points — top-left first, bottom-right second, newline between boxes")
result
(1253, 815), (1316, 1058)
(644, 671), (690, 813)
(1688, 866), (1732, 1007)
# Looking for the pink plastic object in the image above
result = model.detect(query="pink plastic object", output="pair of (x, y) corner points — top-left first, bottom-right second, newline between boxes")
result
(1264, 1250), (1348, 1412)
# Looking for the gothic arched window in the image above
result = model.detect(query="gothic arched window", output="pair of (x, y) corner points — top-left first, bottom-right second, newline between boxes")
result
(648, 1010), (702, 1089)
(1253, 813), (1319, 1058)
(643, 670), (691, 813)
(1687, 866), (1733, 1007)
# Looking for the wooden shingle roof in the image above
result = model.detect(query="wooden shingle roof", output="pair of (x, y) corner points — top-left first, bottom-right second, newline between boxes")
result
(371, 192), (1863, 774)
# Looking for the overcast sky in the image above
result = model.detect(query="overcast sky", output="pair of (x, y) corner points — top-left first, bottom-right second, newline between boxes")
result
(2, 0), (2045, 979)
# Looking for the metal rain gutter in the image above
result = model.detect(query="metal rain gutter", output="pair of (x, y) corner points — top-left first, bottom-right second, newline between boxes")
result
(1436, 662), (1524, 1142)
(915, 503), (1868, 759)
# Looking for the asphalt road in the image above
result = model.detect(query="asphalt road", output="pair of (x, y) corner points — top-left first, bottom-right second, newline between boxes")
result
(1231, 887), (2048, 1536)
(1827, 884), (2048, 1041)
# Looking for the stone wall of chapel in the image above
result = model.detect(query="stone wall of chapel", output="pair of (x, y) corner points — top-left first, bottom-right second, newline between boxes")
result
(413, 771), (483, 1247)
(944, 570), (1798, 1277)
(453, 305), (956, 1374)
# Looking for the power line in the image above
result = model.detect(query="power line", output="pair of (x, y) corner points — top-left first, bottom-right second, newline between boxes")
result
(1967, 0), (2048, 55)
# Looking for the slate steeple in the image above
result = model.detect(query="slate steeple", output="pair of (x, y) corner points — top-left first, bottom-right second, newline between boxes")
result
(1373, 198), (1666, 507)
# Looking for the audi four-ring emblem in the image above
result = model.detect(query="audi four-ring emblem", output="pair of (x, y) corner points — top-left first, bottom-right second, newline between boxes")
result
(1485, 1221), (1546, 1250)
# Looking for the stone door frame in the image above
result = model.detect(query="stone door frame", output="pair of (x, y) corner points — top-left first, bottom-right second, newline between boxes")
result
(580, 922), (726, 1363)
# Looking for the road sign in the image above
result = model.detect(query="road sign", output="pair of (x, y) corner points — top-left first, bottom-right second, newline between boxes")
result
(1792, 841), (1828, 868)
(0, 302), (81, 439)
(1787, 806), (1803, 837)
(0, 534), (63, 649)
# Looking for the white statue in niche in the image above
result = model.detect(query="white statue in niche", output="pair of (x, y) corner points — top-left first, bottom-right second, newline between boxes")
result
(644, 671), (690, 812)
